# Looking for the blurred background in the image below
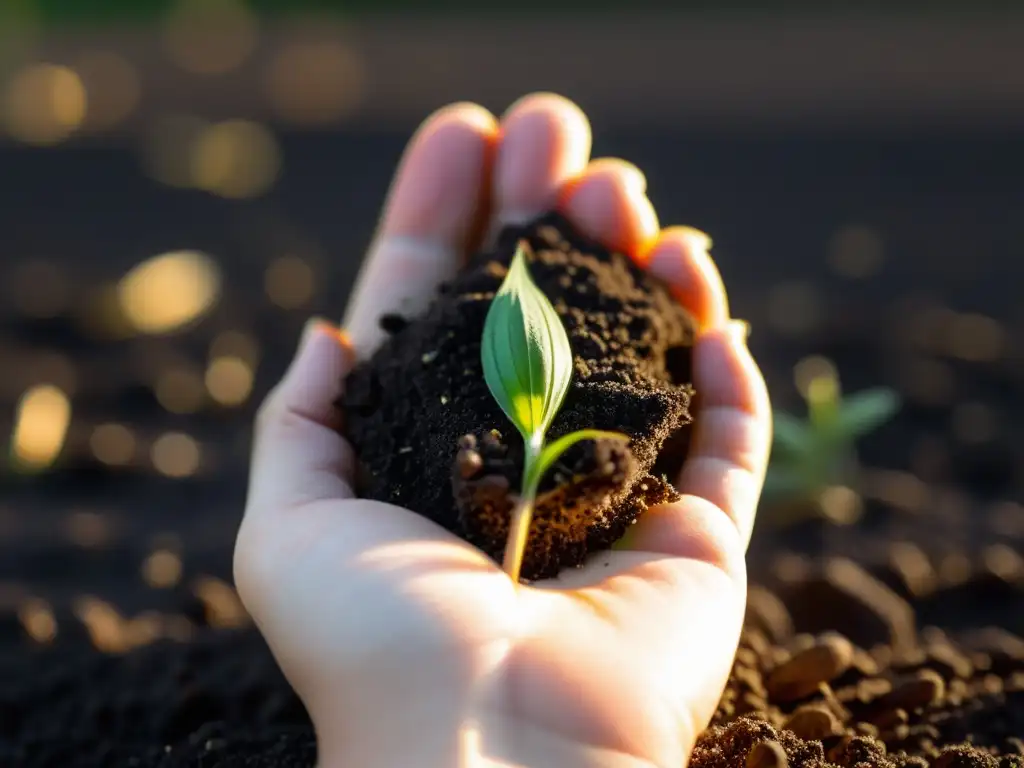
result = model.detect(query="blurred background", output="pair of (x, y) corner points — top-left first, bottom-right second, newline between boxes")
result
(2, 1), (1024, 759)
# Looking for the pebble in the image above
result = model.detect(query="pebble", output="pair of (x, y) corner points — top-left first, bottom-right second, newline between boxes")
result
(766, 632), (854, 701)
(782, 558), (918, 656)
(875, 669), (946, 712)
(745, 740), (789, 768)
(782, 704), (841, 740)
(925, 642), (974, 680)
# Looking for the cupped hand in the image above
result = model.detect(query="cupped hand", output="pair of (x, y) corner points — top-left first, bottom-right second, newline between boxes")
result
(234, 93), (771, 768)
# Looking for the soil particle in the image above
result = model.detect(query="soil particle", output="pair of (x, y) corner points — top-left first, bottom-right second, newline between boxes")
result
(341, 212), (697, 580)
(767, 633), (856, 702)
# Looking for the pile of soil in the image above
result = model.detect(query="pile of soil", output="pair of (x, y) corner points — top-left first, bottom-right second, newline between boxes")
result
(342, 213), (695, 580)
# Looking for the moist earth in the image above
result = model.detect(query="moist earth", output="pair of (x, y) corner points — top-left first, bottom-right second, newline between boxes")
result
(341, 212), (697, 580)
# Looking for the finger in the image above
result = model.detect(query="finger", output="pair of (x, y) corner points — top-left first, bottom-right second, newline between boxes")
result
(487, 92), (592, 240)
(645, 226), (729, 330)
(559, 158), (661, 259)
(246, 319), (358, 519)
(627, 321), (771, 555)
(343, 103), (499, 358)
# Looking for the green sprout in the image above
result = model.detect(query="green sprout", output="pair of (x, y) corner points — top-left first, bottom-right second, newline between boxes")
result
(481, 241), (627, 581)
(764, 367), (900, 525)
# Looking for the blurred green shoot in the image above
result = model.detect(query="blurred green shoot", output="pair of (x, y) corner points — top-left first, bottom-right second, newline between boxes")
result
(763, 367), (900, 526)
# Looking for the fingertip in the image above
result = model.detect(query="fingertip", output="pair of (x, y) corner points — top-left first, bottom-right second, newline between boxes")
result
(381, 101), (499, 241)
(491, 92), (592, 230)
(559, 160), (660, 259)
(421, 100), (501, 140)
(500, 92), (592, 156)
(309, 318), (356, 365)
(645, 226), (729, 330)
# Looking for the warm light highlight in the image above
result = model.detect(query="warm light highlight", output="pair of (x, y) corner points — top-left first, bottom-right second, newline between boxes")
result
(3, 63), (86, 145)
(11, 384), (71, 470)
(117, 250), (221, 334)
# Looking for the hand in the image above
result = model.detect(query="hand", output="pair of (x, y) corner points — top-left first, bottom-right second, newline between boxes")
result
(234, 93), (771, 768)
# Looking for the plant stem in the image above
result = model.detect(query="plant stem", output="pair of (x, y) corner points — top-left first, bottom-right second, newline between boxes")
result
(503, 434), (543, 583)
(503, 497), (535, 583)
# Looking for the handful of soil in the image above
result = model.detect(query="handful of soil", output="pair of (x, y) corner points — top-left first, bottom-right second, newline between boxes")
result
(341, 212), (698, 580)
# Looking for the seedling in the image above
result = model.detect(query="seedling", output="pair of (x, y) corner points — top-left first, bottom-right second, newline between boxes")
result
(764, 368), (900, 525)
(481, 241), (627, 581)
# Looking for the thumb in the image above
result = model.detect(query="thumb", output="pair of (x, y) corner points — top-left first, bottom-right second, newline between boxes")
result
(245, 318), (357, 519)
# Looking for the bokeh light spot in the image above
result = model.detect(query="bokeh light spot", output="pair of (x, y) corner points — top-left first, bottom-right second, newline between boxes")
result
(205, 356), (254, 407)
(90, 423), (136, 466)
(18, 598), (57, 644)
(3, 63), (86, 145)
(793, 355), (839, 401)
(65, 510), (113, 548)
(154, 367), (206, 414)
(266, 41), (364, 125)
(151, 432), (201, 478)
(118, 250), (221, 335)
(190, 120), (281, 199)
(946, 313), (1004, 362)
(193, 576), (249, 628)
(162, 0), (259, 75)
(142, 549), (183, 588)
(75, 51), (141, 131)
(264, 255), (315, 308)
(11, 384), (71, 471)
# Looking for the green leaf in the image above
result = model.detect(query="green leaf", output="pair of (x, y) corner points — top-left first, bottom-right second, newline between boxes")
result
(834, 388), (900, 439)
(771, 411), (814, 458)
(523, 429), (629, 498)
(481, 242), (574, 454)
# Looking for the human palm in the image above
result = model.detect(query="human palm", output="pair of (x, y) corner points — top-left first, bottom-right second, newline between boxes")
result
(235, 93), (771, 768)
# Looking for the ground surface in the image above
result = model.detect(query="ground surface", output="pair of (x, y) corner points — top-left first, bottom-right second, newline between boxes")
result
(1, 129), (1022, 766)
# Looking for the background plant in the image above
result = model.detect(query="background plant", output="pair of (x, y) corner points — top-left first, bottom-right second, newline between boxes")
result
(763, 366), (901, 525)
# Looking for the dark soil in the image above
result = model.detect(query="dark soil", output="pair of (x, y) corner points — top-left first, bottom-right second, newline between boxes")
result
(2, 130), (1023, 766)
(341, 213), (695, 580)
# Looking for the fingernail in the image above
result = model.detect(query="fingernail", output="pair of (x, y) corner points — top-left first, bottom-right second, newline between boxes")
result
(727, 319), (751, 344)
(679, 226), (713, 251)
(296, 317), (353, 361)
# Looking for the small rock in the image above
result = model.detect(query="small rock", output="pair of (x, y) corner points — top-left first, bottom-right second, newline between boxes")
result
(961, 628), (1024, 675)
(766, 632), (854, 701)
(746, 740), (789, 768)
(782, 704), (841, 740)
(876, 670), (945, 712)
(924, 642), (974, 680)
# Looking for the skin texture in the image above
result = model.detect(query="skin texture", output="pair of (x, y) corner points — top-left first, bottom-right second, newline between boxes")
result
(234, 93), (772, 768)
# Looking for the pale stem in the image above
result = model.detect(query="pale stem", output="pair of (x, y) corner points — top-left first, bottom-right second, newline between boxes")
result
(502, 433), (544, 582)
(502, 497), (535, 583)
